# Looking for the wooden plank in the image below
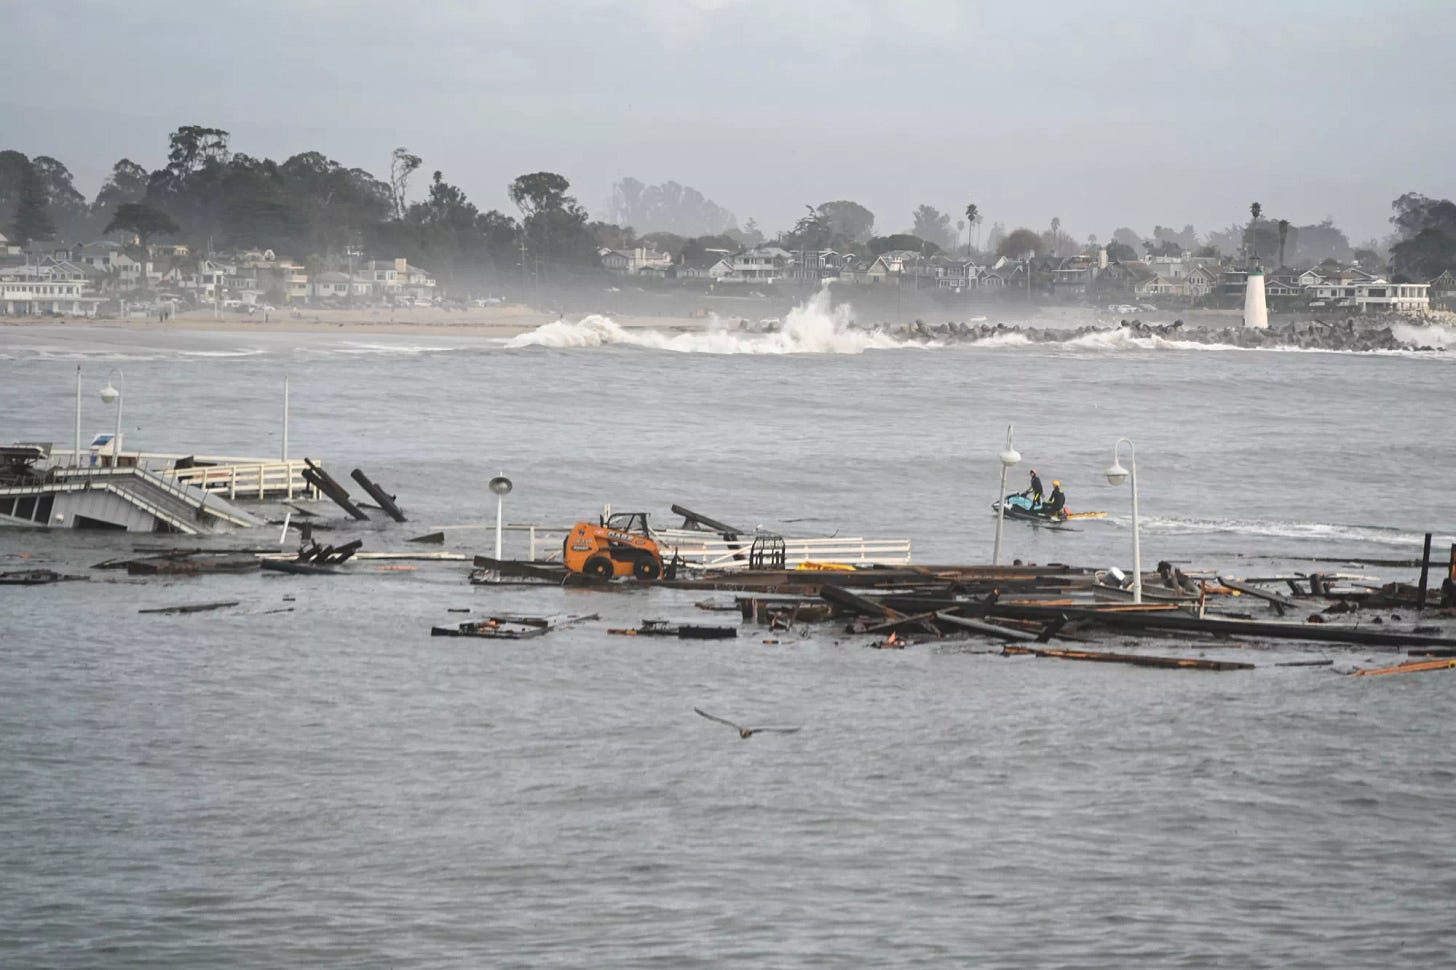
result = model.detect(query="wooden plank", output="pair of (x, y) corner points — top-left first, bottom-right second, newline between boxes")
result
(1349, 658), (1456, 677)
(139, 600), (240, 614)
(1031, 647), (1254, 671)
(1217, 576), (1299, 614)
(933, 611), (1039, 641)
(819, 583), (902, 620)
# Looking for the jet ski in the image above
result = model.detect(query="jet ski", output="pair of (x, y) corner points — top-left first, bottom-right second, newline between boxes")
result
(991, 493), (1068, 523)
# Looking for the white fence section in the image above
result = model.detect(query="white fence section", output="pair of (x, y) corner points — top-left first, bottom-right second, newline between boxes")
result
(430, 523), (912, 569)
(46, 450), (317, 500)
(163, 460), (315, 500)
(654, 530), (913, 570)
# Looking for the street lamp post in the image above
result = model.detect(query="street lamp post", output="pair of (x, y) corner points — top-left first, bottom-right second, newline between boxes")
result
(489, 473), (513, 562)
(1103, 437), (1142, 604)
(991, 424), (1021, 565)
(98, 368), (125, 468)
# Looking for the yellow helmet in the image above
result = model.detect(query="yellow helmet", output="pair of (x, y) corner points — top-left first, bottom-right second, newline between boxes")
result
(1052, 480), (1061, 487)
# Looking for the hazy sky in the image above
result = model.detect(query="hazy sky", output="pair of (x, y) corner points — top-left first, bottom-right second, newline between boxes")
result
(4, 0), (1453, 244)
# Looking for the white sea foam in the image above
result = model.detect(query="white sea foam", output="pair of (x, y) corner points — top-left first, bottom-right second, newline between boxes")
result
(1130, 515), (1449, 548)
(1058, 329), (1245, 353)
(1391, 322), (1456, 349)
(969, 331), (1033, 347)
(505, 287), (928, 355)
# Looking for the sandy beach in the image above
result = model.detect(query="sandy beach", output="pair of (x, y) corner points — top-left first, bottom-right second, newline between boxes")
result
(0, 304), (716, 339)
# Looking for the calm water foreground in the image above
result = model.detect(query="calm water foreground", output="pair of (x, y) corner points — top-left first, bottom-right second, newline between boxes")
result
(2, 316), (1455, 968)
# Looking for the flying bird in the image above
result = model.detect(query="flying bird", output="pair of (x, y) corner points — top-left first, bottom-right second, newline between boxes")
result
(694, 707), (800, 739)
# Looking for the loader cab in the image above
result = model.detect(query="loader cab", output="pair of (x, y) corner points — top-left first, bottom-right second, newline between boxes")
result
(603, 511), (651, 536)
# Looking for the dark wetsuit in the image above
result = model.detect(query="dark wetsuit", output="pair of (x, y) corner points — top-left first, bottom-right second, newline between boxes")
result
(1028, 472), (1044, 506)
(1042, 486), (1065, 516)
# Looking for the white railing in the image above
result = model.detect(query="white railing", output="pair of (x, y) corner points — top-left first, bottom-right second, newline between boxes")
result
(52, 466), (263, 528)
(426, 522), (912, 569)
(163, 460), (315, 500)
(655, 531), (912, 570)
(44, 451), (316, 500)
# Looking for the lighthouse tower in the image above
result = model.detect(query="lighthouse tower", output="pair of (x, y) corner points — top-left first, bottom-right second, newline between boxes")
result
(1243, 263), (1269, 329)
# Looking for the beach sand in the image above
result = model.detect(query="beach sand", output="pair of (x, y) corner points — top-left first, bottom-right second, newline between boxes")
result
(0, 304), (716, 338)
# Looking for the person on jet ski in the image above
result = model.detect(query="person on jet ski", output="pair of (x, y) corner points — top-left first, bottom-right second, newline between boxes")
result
(1023, 469), (1044, 507)
(1041, 480), (1066, 516)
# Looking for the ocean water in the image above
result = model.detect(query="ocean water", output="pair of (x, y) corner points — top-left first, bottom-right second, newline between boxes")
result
(2, 302), (1455, 968)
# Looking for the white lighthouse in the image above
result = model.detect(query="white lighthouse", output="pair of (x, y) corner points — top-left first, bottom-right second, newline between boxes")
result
(1243, 265), (1269, 329)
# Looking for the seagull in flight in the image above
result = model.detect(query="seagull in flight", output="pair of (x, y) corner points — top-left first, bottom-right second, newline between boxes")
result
(694, 708), (801, 739)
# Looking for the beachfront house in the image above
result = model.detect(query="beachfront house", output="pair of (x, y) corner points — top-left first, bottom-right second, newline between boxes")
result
(1428, 269), (1456, 309)
(0, 264), (101, 316)
(1051, 253), (1103, 297)
(599, 247), (673, 276)
(1306, 277), (1428, 313)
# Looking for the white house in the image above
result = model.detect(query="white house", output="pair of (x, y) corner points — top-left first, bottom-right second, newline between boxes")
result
(1307, 278), (1429, 312)
(0, 266), (100, 316)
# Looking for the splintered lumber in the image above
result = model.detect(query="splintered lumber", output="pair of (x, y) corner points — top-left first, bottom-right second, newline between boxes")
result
(302, 458), (369, 521)
(670, 504), (744, 537)
(933, 611), (1039, 642)
(432, 613), (599, 639)
(0, 569), (87, 585)
(1004, 646), (1253, 671)
(1348, 658), (1456, 677)
(126, 555), (259, 576)
(261, 559), (339, 576)
(408, 531), (446, 544)
(1218, 576), (1299, 615)
(859, 611), (941, 636)
(966, 602), (1456, 650)
(608, 620), (738, 639)
(819, 582), (902, 620)
(350, 469), (407, 523)
(139, 600), (240, 615)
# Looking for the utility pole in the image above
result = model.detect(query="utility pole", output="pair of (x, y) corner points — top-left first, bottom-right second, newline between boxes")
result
(519, 234), (528, 303)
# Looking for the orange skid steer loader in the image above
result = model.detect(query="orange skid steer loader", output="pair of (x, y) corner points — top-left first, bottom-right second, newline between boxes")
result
(562, 512), (665, 581)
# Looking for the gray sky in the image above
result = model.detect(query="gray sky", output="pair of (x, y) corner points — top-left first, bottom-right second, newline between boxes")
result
(4, 0), (1453, 245)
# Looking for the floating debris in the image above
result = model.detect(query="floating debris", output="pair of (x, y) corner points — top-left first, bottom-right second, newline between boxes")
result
(0, 568), (88, 585)
(608, 620), (737, 639)
(138, 600), (241, 615)
(1348, 658), (1456, 677)
(430, 613), (599, 639)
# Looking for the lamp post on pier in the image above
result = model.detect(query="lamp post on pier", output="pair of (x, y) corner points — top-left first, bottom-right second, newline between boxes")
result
(489, 473), (513, 563)
(98, 368), (125, 468)
(1103, 437), (1142, 603)
(991, 424), (1021, 566)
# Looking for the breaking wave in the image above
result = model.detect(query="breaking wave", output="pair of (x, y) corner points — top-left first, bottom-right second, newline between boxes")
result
(505, 288), (928, 355)
(1056, 330), (1244, 353)
(1391, 322), (1456, 349)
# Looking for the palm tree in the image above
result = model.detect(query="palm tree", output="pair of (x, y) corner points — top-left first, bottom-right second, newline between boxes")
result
(964, 202), (979, 251)
(1276, 219), (1290, 268)
(1250, 201), (1262, 221)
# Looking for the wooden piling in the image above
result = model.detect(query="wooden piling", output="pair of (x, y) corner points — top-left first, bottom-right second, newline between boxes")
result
(350, 469), (408, 523)
(302, 459), (369, 521)
(1417, 532), (1432, 607)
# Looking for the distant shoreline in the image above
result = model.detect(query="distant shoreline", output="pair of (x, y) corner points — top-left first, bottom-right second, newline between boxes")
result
(0, 305), (717, 338)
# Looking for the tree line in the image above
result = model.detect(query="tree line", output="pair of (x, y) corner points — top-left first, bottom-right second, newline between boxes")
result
(3, 126), (1453, 286)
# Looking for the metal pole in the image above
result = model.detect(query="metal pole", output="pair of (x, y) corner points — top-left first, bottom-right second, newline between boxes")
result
(494, 491), (505, 562)
(992, 424), (1018, 566)
(993, 462), (1008, 565)
(282, 375), (289, 462)
(113, 379), (124, 469)
(1124, 438), (1142, 604)
(73, 365), (82, 467)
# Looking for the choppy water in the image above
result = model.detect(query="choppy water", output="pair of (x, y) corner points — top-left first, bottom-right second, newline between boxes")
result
(3, 306), (1455, 968)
